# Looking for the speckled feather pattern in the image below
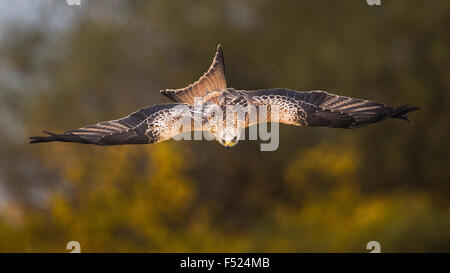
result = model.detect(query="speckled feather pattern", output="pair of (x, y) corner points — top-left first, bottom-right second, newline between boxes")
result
(30, 45), (419, 145)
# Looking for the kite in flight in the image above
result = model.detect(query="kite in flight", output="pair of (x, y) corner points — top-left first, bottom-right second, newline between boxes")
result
(30, 45), (419, 148)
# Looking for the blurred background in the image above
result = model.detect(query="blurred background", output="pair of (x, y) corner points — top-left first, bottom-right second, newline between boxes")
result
(0, 0), (449, 252)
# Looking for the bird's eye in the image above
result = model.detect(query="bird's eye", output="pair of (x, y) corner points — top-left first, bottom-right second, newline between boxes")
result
(232, 136), (238, 142)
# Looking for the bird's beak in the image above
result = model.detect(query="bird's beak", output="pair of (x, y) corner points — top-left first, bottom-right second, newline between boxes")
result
(223, 141), (235, 148)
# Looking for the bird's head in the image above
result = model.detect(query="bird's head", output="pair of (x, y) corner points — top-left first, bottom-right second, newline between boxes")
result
(216, 129), (240, 148)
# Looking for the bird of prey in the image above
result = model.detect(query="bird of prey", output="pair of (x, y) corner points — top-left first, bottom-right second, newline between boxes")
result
(30, 45), (419, 148)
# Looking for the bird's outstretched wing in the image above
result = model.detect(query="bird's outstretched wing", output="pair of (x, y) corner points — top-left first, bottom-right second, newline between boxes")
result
(244, 88), (419, 128)
(30, 103), (195, 145)
(160, 44), (227, 104)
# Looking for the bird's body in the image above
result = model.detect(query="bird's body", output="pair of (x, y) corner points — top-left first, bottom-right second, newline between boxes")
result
(30, 45), (419, 148)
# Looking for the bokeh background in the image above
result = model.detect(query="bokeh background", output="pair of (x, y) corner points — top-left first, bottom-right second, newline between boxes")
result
(0, 0), (449, 252)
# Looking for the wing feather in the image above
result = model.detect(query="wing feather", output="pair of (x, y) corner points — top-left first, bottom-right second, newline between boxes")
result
(244, 88), (419, 129)
(29, 103), (194, 145)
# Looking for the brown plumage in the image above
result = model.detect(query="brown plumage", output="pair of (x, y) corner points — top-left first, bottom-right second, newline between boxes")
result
(30, 45), (419, 148)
